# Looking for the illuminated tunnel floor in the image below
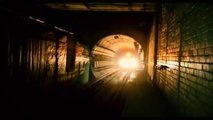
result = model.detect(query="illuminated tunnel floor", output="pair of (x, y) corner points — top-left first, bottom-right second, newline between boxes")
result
(3, 71), (177, 119)
(122, 78), (177, 117)
(58, 71), (177, 118)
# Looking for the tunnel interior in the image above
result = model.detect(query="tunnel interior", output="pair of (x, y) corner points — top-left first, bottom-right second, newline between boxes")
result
(91, 34), (144, 79)
(1, 2), (213, 118)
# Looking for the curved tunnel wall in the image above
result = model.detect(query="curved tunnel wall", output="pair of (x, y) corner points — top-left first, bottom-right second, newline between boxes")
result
(79, 25), (151, 80)
(91, 34), (143, 79)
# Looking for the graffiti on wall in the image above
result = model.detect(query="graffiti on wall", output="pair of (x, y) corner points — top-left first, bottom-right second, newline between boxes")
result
(46, 41), (56, 76)
(45, 33), (68, 75)
(75, 41), (89, 57)
(58, 36), (67, 74)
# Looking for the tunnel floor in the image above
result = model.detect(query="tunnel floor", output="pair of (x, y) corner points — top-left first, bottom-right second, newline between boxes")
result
(122, 75), (177, 117)
(3, 71), (177, 119)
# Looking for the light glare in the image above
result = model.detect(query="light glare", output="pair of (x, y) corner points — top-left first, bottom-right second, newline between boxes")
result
(118, 57), (138, 69)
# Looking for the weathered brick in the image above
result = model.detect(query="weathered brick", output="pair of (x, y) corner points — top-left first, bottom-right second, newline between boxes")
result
(189, 75), (197, 83)
(205, 47), (213, 55)
(200, 56), (205, 63)
(202, 79), (209, 87)
(158, 3), (213, 117)
(181, 72), (187, 78)
(204, 40), (213, 48)
(181, 62), (185, 67)
(199, 70), (205, 78)
(194, 69), (199, 76)
(205, 56), (211, 63)
(195, 43), (201, 49)
(180, 78), (185, 83)
(188, 63), (194, 69)
(200, 42), (206, 49)
(188, 50), (193, 56)
(186, 68), (191, 74)
(182, 57), (190, 62)
(194, 56), (200, 62)
(189, 57), (194, 62)
(209, 64), (213, 72)
(203, 64), (209, 71)
(180, 67), (186, 72)
(186, 79), (192, 86)
(184, 62), (189, 67)
(193, 49), (198, 56)
(198, 48), (205, 55)
(196, 79), (203, 87)
(204, 72), (213, 80)
(208, 81), (213, 89)
(189, 68), (194, 75)
(196, 63), (202, 70)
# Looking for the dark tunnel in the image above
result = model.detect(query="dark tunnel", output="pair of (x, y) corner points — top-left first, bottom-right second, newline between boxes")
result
(1, 1), (213, 119)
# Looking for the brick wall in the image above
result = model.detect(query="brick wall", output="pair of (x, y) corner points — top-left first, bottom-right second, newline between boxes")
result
(157, 3), (213, 116)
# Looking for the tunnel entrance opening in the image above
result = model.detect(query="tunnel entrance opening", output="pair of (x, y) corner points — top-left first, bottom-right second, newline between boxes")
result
(91, 34), (144, 83)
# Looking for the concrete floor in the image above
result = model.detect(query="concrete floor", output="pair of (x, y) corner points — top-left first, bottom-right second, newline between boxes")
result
(122, 77), (177, 118)
(2, 70), (177, 119)
(75, 70), (178, 118)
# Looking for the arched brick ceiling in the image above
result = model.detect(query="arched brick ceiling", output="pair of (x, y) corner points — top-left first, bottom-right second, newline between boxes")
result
(93, 34), (141, 58)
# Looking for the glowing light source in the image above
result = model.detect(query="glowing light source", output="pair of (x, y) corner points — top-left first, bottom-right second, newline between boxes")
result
(126, 52), (132, 57)
(118, 57), (138, 69)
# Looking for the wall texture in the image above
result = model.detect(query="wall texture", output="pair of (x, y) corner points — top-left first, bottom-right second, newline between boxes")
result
(147, 16), (157, 81)
(157, 3), (213, 117)
(3, 11), (79, 90)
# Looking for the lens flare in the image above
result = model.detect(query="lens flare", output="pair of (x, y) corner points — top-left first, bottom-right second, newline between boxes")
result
(118, 57), (138, 69)
(126, 52), (132, 57)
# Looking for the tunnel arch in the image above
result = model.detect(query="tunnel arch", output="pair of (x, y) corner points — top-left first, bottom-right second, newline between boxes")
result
(91, 34), (144, 79)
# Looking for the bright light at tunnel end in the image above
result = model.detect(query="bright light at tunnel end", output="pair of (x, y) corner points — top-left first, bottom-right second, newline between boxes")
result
(118, 57), (138, 69)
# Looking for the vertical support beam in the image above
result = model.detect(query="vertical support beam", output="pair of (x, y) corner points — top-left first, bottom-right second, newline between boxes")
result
(153, 12), (159, 86)
(31, 38), (34, 81)
(66, 35), (76, 72)
(39, 39), (42, 81)
(78, 62), (81, 82)
(53, 34), (59, 86)
(89, 51), (95, 81)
